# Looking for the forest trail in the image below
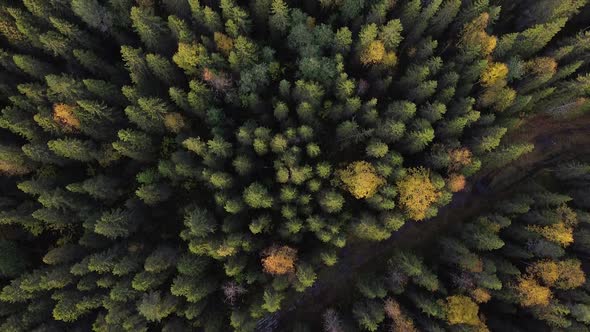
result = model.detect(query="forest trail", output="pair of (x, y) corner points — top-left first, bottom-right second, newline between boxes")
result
(268, 113), (590, 330)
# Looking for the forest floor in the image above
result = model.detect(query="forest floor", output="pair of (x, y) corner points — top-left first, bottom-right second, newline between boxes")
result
(265, 112), (590, 331)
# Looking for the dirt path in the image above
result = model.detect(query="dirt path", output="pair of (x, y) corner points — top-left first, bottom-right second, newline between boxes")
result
(262, 113), (590, 331)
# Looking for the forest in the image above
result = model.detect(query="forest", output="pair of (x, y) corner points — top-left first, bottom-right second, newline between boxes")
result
(0, 0), (589, 331)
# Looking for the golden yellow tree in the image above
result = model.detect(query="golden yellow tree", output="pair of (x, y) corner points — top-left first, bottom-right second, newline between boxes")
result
(527, 222), (574, 247)
(337, 161), (385, 199)
(527, 260), (559, 286)
(515, 276), (552, 307)
(481, 62), (509, 87)
(459, 13), (498, 56)
(445, 295), (481, 325)
(53, 103), (81, 132)
(396, 167), (440, 221)
(555, 259), (586, 290)
(557, 204), (578, 227)
(471, 288), (492, 304)
(360, 40), (386, 65)
(261, 246), (298, 275)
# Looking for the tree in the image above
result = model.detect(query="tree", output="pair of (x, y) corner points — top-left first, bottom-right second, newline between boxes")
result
(396, 168), (440, 221)
(322, 309), (344, 332)
(52, 104), (80, 132)
(144, 247), (178, 273)
(261, 246), (297, 275)
(352, 299), (385, 332)
(383, 298), (417, 332)
(47, 138), (96, 162)
(360, 41), (386, 65)
(137, 291), (179, 322)
(71, 0), (113, 32)
(337, 161), (385, 199)
(94, 208), (139, 239)
(319, 190), (345, 213)
(294, 263), (317, 292)
(447, 174), (466, 192)
(130, 6), (172, 52)
(262, 289), (284, 312)
(269, 0), (289, 36)
(510, 18), (568, 59)
(112, 129), (156, 162)
(0, 145), (33, 176)
(516, 276), (552, 307)
(459, 13), (497, 56)
(444, 295), (480, 325)
(243, 183), (273, 208)
(12, 54), (55, 79)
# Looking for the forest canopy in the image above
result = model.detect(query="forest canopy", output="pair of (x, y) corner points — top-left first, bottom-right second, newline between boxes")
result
(0, 0), (589, 331)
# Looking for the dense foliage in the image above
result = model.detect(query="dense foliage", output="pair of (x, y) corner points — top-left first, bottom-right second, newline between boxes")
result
(317, 161), (590, 331)
(0, 0), (589, 331)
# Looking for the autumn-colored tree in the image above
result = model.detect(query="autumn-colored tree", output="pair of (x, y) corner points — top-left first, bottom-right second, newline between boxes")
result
(554, 259), (586, 290)
(396, 167), (440, 221)
(444, 295), (481, 325)
(480, 62), (509, 87)
(164, 112), (185, 133)
(526, 57), (557, 77)
(459, 13), (497, 56)
(527, 222), (574, 247)
(527, 260), (559, 285)
(0, 145), (32, 176)
(448, 173), (466, 192)
(448, 148), (472, 172)
(53, 104), (81, 132)
(214, 32), (233, 55)
(470, 288), (491, 304)
(261, 246), (297, 275)
(525, 258), (585, 291)
(557, 204), (578, 227)
(384, 298), (417, 332)
(337, 161), (385, 199)
(516, 276), (552, 307)
(361, 41), (386, 65)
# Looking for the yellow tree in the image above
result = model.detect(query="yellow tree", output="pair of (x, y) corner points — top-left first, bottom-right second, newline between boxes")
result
(459, 13), (498, 56)
(53, 104), (81, 132)
(337, 161), (385, 199)
(444, 295), (481, 326)
(515, 276), (552, 307)
(164, 113), (186, 133)
(557, 204), (578, 227)
(471, 288), (492, 304)
(555, 259), (586, 290)
(527, 260), (559, 285)
(396, 167), (440, 221)
(480, 62), (509, 87)
(261, 246), (297, 275)
(360, 40), (386, 65)
(527, 222), (574, 247)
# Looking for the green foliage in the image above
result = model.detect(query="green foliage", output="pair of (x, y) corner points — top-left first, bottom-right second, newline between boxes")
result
(0, 1), (589, 331)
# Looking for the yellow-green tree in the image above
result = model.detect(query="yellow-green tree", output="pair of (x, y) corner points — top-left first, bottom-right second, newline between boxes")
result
(337, 161), (385, 199)
(396, 167), (440, 221)
(444, 295), (481, 326)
